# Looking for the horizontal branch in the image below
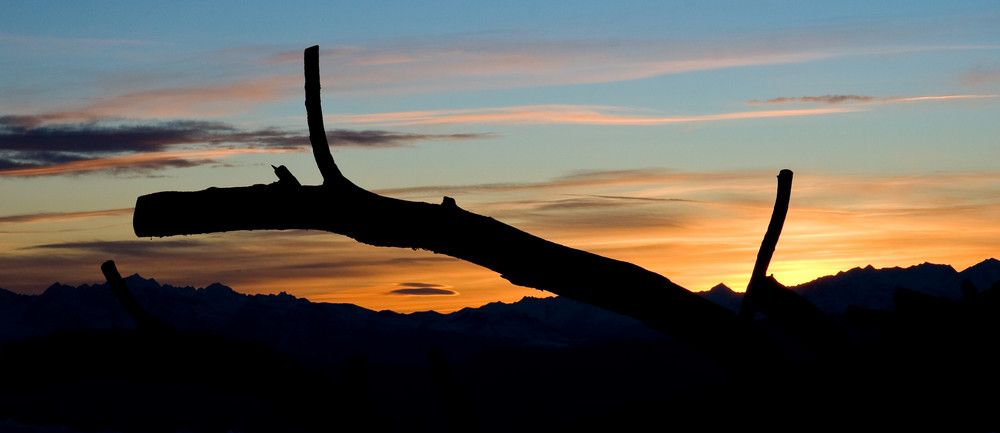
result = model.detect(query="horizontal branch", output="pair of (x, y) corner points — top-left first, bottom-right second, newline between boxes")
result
(131, 45), (784, 371)
(134, 182), (781, 369)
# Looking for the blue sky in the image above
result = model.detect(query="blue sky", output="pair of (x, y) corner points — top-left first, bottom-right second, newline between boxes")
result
(2, 1), (999, 312)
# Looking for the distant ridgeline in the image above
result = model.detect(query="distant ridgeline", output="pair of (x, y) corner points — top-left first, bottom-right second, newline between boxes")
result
(0, 274), (666, 366)
(703, 258), (1000, 314)
(1, 259), (999, 432)
(2, 258), (998, 365)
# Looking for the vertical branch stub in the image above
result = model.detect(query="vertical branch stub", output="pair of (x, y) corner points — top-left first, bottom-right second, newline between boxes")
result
(304, 45), (345, 185)
(740, 169), (793, 320)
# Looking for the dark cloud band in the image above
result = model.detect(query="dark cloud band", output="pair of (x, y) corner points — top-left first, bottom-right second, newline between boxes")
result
(389, 287), (459, 296)
(746, 95), (876, 105)
(0, 115), (493, 176)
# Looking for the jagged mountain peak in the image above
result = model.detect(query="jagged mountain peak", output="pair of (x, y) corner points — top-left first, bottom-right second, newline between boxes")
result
(707, 283), (733, 293)
(697, 283), (742, 312)
(792, 261), (969, 314)
(7, 259), (1000, 365)
(958, 257), (1000, 291)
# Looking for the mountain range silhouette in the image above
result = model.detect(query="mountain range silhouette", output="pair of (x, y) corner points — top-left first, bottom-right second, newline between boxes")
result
(5, 259), (997, 360)
(2, 258), (999, 432)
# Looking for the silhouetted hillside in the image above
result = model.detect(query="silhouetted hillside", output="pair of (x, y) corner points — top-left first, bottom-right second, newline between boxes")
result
(0, 275), (665, 368)
(2, 258), (999, 432)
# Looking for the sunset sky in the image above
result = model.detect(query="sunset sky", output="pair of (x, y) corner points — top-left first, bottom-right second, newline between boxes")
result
(2, 1), (999, 312)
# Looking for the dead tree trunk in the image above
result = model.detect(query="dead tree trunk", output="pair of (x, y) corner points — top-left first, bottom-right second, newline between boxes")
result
(133, 46), (785, 370)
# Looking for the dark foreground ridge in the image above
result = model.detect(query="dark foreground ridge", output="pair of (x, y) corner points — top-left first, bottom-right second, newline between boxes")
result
(2, 259), (1000, 432)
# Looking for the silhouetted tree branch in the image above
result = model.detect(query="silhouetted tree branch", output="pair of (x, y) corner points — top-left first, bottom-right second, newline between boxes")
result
(736, 171), (847, 357)
(304, 45), (346, 185)
(740, 169), (792, 321)
(133, 45), (786, 369)
(101, 260), (173, 332)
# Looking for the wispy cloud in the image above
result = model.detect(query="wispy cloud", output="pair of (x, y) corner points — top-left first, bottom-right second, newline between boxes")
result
(162, 41), (1000, 112)
(0, 117), (243, 153)
(327, 130), (496, 146)
(747, 94), (999, 105)
(3, 168), (999, 311)
(960, 61), (1000, 87)
(0, 148), (301, 177)
(251, 38), (1000, 96)
(8, 31), (998, 121)
(374, 168), (763, 198)
(747, 95), (877, 105)
(890, 94), (999, 102)
(0, 116), (493, 177)
(0, 208), (133, 224)
(331, 105), (858, 126)
(388, 283), (459, 296)
(76, 76), (300, 119)
(375, 168), (1000, 294)
(25, 239), (210, 256)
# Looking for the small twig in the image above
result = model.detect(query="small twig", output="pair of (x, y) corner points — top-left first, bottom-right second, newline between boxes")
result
(272, 165), (301, 187)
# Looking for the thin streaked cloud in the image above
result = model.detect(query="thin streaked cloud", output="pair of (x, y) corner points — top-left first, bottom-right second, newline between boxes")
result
(747, 94), (999, 105)
(747, 95), (878, 105)
(0, 148), (303, 177)
(76, 76), (300, 120)
(330, 105), (858, 126)
(0, 115), (494, 177)
(0, 208), (133, 225)
(2, 167), (998, 309)
(252, 37), (1000, 96)
(388, 283), (459, 296)
(891, 94), (1000, 102)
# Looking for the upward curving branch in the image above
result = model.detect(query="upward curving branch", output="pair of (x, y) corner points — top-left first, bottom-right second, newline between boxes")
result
(740, 169), (793, 321)
(304, 45), (346, 185)
(133, 45), (786, 370)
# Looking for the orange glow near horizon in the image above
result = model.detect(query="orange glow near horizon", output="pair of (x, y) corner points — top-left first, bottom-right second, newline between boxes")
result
(2, 169), (998, 313)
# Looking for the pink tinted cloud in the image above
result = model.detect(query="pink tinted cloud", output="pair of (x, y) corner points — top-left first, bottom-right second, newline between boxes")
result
(890, 94), (1000, 102)
(78, 76), (300, 119)
(253, 39), (999, 96)
(12, 76), (300, 123)
(330, 105), (858, 126)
